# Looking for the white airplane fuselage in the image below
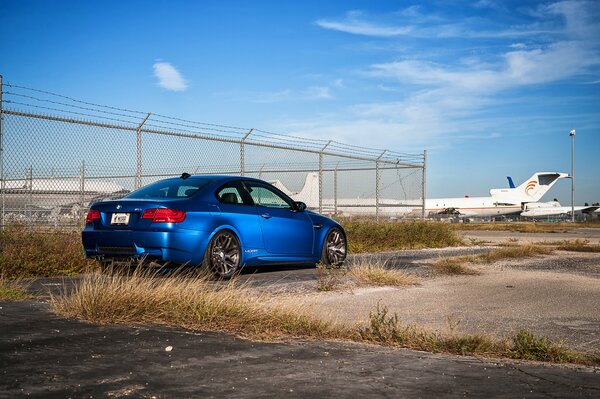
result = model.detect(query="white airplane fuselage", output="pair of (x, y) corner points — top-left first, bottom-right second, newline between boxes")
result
(276, 171), (569, 218)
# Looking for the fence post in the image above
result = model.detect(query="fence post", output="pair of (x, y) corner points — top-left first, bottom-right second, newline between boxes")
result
(79, 160), (85, 229)
(422, 150), (427, 219)
(375, 150), (386, 221)
(26, 166), (32, 227)
(319, 141), (331, 214)
(240, 128), (253, 176)
(135, 113), (151, 189)
(334, 163), (338, 216)
(0, 75), (4, 230)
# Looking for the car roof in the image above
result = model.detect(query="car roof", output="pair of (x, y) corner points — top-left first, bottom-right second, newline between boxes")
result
(162, 175), (266, 184)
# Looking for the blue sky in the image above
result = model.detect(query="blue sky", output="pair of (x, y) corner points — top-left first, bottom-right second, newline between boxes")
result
(1, 0), (599, 203)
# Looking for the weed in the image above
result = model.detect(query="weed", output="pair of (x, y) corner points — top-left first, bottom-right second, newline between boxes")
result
(0, 225), (95, 278)
(556, 239), (600, 253)
(510, 330), (582, 363)
(341, 220), (463, 253)
(430, 258), (479, 275)
(360, 305), (594, 364)
(51, 270), (336, 339)
(430, 244), (553, 275)
(316, 263), (346, 291)
(468, 237), (488, 246)
(452, 222), (600, 233)
(0, 274), (32, 300)
(350, 261), (419, 287)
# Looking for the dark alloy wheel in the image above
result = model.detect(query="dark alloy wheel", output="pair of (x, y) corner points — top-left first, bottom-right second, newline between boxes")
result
(204, 230), (242, 278)
(321, 227), (347, 267)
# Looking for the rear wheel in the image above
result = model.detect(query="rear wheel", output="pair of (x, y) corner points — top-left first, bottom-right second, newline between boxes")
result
(203, 230), (242, 278)
(321, 227), (347, 267)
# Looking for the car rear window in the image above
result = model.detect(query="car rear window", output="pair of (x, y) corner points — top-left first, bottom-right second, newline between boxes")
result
(126, 178), (212, 199)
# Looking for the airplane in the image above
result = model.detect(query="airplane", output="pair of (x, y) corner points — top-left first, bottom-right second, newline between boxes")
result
(270, 171), (569, 218)
(520, 201), (600, 218)
(1, 178), (127, 222)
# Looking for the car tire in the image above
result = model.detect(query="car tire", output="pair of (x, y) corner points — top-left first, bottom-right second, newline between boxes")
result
(321, 227), (347, 267)
(203, 230), (242, 279)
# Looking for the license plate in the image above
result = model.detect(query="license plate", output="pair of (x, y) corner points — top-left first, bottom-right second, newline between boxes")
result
(110, 212), (130, 225)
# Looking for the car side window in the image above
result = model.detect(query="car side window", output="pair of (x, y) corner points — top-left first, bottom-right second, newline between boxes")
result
(216, 183), (250, 205)
(245, 183), (293, 209)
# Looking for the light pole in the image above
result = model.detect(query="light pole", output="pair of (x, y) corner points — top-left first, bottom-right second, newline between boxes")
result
(570, 129), (575, 222)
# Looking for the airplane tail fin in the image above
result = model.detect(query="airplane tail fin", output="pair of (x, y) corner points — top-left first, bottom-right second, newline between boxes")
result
(515, 172), (568, 202)
(490, 172), (568, 203)
(292, 172), (319, 207)
(507, 176), (515, 189)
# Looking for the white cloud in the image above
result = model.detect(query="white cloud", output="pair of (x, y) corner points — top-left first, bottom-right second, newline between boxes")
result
(305, 86), (332, 99)
(153, 62), (187, 91)
(254, 89), (293, 103)
(315, 2), (600, 39)
(315, 11), (413, 37)
(252, 83), (338, 103)
(371, 40), (599, 92)
(302, 1), (600, 150)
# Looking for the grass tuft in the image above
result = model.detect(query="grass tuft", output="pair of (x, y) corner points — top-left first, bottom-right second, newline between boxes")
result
(341, 220), (463, 253)
(511, 330), (583, 363)
(430, 244), (554, 275)
(0, 225), (95, 278)
(555, 239), (600, 253)
(51, 269), (335, 339)
(0, 274), (33, 301)
(315, 263), (347, 292)
(430, 258), (480, 275)
(350, 261), (419, 286)
(452, 222), (600, 233)
(360, 305), (592, 364)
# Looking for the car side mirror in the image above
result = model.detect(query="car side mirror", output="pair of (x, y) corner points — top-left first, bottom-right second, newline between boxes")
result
(294, 201), (307, 212)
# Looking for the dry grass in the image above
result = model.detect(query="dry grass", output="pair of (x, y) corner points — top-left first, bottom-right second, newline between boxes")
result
(0, 274), (33, 301)
(342, 220), (463, 253)
(453, 222), (600, 233)
(555, 239), (600, 253)
(350, 261), (419, 286)
(360, 304), (589, 364)
(315, 264), (348, 292)
(0, 225), (95, 278)
(50, 270), (598, 366)
(51, 269), (335, 339)
(430, 258), (480, 275)
(469, 244), (554, 263)
(430, 244), (554, 275)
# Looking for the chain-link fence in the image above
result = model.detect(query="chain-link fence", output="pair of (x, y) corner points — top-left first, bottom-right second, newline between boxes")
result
(0, 76), (426, 230)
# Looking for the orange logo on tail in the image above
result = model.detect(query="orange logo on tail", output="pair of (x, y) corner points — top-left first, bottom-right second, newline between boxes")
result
(525, 180), (537, 196)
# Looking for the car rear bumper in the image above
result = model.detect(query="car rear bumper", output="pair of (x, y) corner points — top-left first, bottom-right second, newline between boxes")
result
(82, 229), (210, 265)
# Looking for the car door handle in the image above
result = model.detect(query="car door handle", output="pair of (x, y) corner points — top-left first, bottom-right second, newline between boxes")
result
(261, 213), (272, 219)
(313, 224), (322, 229)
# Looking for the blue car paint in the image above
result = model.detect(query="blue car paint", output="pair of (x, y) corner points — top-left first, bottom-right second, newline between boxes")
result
(82, 175), (345, 268)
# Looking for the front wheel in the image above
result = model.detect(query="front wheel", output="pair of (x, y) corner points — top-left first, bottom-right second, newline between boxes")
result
(321, 227), (347, 267)
(203, 230), (242, 279)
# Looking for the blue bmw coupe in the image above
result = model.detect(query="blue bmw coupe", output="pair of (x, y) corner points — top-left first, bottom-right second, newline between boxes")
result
(82, 174), (347, 277)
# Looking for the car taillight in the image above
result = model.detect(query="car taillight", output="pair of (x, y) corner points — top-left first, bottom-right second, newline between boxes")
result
(85, 209), (101, 223)
(142, 208), (186, 223)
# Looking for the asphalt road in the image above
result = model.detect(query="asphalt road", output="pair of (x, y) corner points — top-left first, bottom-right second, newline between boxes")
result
(1, 301), (599, 398)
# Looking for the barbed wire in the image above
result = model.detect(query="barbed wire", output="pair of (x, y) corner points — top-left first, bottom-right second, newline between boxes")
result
(1, 81), (424, 164)
(4, 91), (144, 121)
(4, 83), (147, 115)
(3, 101), (139, 126)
